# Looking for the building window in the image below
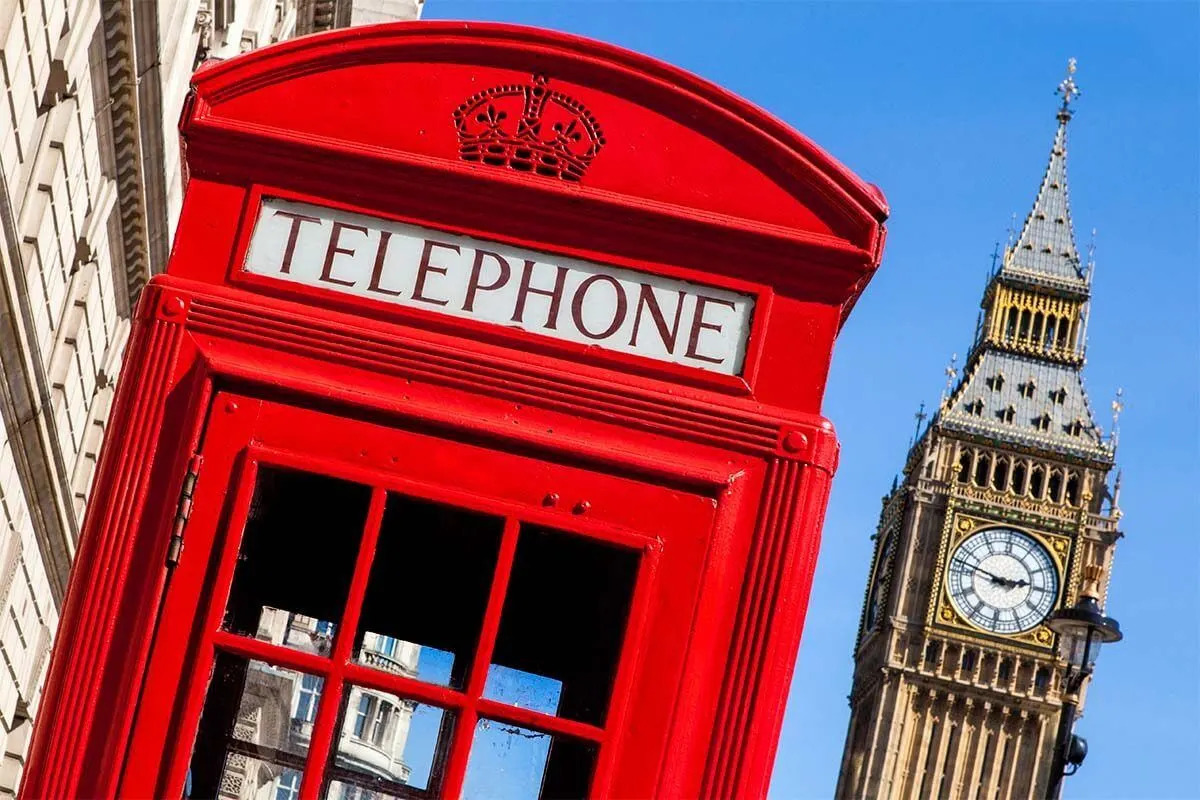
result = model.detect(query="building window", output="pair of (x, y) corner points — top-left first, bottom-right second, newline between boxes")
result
(1030, 466), (1046, 499)
(1000, 406), (1015, 424)
(1034, 414), (1052, 432)
(924, 641), (941, 666)
(353, 694), (372, 738)
(991, 458), (1009, 491)
(966, 398), (984, 416)
(275, 770), (301, 800)
(1051, 387), (1067, 404)
(1066, 474), (1081, 506)
(1035, 668), (1051, 694)
(988, 373), (1006, 392)
(973, 453), (991, 487)
(295, 673), (322, 723)
(961, 649), (977, 673)
(1019, 380), (1036, 399)
(997, 659), (1012, 682)
(1048, 470), (1064, 503)
(957, 451), (972, 483)
(1012, 463), (1028, 495)
(371, 700), (394, 747)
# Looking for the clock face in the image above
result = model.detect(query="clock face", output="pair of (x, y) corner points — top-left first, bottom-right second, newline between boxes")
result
(865, 531), (896, 631)
(946, 526), (1058, 635)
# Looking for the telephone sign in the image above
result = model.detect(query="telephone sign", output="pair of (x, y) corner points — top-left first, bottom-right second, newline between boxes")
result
(246, 198), (756, 373)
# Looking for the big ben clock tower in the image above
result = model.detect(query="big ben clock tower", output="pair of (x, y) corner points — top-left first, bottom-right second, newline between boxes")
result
(835, 62), (1123, 799)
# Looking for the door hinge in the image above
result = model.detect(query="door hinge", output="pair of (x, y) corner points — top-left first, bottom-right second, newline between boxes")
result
(166, 454), (203, 567)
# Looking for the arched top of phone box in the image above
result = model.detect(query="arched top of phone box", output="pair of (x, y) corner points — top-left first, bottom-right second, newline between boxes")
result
(181, 21), (888, 285)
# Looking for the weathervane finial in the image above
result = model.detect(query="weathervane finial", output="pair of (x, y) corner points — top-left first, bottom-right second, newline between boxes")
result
(1056, 58), (1080, 118)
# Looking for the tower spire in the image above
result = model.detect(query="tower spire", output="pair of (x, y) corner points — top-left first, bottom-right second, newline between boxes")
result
(1002, 58), (1086, 286)
(1056, 57), (1081, 121)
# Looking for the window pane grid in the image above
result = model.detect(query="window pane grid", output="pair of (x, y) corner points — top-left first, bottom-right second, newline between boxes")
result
(298, 488), (387, 800)
(198, 471), (635, 800)
(437, 517), (521, 798)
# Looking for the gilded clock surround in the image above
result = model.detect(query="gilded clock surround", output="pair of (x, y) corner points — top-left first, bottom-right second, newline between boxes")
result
(928, 510), (1068, 651)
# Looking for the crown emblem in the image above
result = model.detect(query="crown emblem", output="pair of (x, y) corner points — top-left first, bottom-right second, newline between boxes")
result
(453, 74), (605, 182)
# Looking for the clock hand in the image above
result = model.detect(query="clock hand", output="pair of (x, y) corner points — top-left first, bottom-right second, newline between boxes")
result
(952, 557), (1024, 589)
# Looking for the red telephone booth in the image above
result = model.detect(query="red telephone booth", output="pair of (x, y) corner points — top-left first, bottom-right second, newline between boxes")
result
(21, 22), (887, 800)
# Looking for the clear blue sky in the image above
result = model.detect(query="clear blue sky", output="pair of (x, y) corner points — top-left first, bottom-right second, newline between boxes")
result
(421, 3), (1199, 797)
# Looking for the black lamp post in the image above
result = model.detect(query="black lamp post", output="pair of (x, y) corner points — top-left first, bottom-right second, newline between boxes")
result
(1044, 594), (1122, 799)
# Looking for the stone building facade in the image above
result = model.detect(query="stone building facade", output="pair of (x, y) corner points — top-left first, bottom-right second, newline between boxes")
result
(835, 63), (1124, 799)
(0, 0), (421, 793)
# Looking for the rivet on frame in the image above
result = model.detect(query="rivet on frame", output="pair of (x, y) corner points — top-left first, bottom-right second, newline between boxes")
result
(782, 430), (808, 454)
(572, 501), (591, 515)
(224, 401), (238, 414)
(543, 493), (559, 507)
(161, 296), (185, 317)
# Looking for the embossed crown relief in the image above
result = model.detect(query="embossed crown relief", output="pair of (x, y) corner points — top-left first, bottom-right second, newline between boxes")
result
(454, 74), (605, 181)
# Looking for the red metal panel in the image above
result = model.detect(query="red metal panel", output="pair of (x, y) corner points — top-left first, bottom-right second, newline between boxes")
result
(20, 20), (887, 800)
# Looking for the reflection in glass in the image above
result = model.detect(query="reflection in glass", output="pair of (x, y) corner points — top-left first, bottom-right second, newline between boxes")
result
(187, 653), (320, 798)
(461, 719), (596, 800)
(357, 495), (503, 690)
(223, 466), (371, 652)
(489, 525), (639, 725)
(325, 779), (400, 799)
(190, 757), (302, 800)
(326, 686), (452, 797)
(482, 664), (562, 717)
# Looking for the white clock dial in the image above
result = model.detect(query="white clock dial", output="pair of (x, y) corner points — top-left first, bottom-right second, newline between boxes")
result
(946, 526), (1058, 634)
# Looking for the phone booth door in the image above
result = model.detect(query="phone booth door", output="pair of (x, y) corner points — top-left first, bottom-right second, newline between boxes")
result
(122, 390), (711, 799)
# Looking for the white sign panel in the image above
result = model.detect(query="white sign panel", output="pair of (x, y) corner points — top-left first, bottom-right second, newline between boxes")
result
(244, 198), (755, 375)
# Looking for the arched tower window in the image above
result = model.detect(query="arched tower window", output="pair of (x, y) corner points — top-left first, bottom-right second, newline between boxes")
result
(961, 649), (977, 673)
(1031, 312), (1044, 345)
(1048, 469), (1064, 503)
(1030, 466), (1046, 499)
(974, 453), (991, 487)
(1005, 307), (1018, 341)
(1066, 473), (1081, 506)
(1057, 319), (1070, 350)
(957, 451), (972, 484)
(1012, 462), (1028, 495)
(1019, 309), (1032, 341)
(1034, 667), (1051, 694)
(992, 457), (1010, 491)
(925, 640), (941, 667)
(997, 658), (1012, 682)
(1044, 315), (1058, 351)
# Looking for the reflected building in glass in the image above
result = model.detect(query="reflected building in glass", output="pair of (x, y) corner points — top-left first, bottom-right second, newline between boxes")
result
(214, 611), (422, 800)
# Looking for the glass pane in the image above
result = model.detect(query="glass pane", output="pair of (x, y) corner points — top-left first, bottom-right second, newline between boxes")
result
(186, 757), (302, 800)
(482, 665), (561, 717)
(224, 466), (372, 654)
(356, 495), (503, 689)
(487, 526), (640, 725)
(460, 719), (596, 800)
(187, 652), (321, 797)
(323, 685), (453, 798)
(324, 780), (401, 800)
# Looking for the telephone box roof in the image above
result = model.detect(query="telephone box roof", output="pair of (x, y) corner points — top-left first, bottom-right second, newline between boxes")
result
(181, 21), (889, 314)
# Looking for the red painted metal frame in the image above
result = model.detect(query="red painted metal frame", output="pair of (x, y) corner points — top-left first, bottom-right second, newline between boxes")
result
(21, 20), (888, 800)
(148, 403), (672, 799)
